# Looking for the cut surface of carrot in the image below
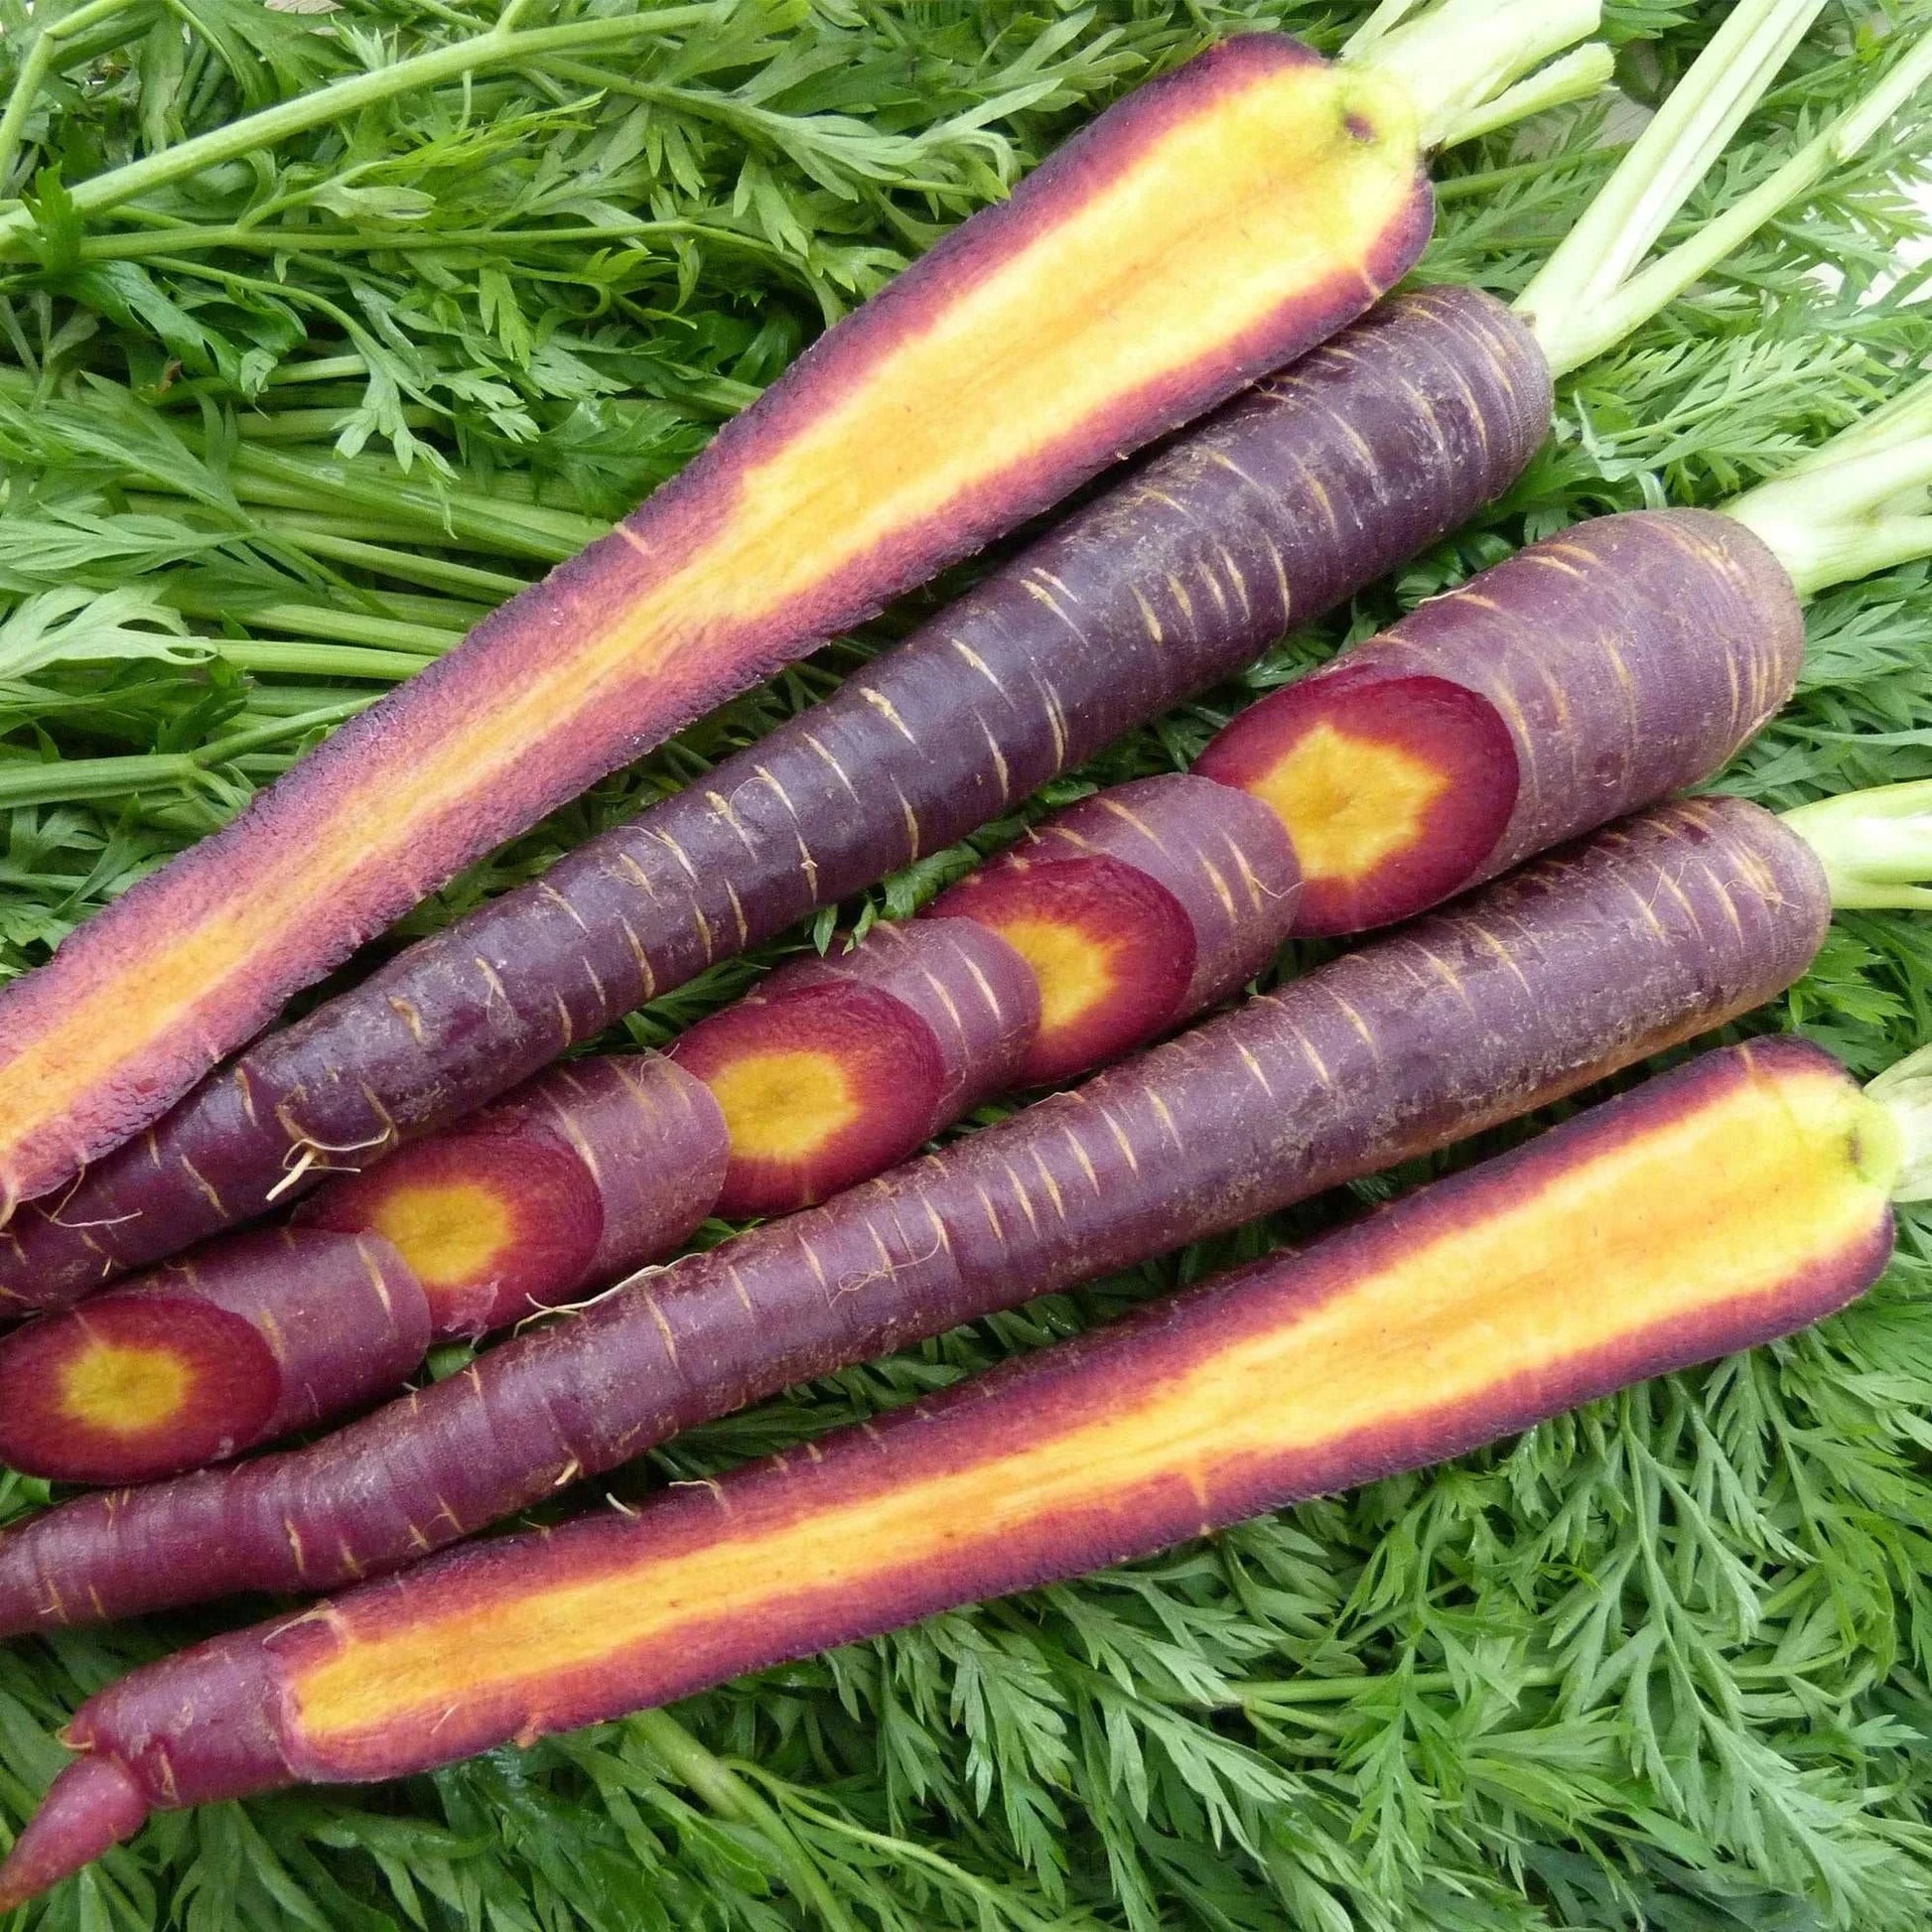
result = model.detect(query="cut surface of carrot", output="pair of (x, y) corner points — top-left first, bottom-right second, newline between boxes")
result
(0, 1229), (427, 1483)
(1195, 669), (1518, 932)
(673, 983), (946, 1215)
(302, 1134), (603, 1336)
(937, 856), (1194, 1083)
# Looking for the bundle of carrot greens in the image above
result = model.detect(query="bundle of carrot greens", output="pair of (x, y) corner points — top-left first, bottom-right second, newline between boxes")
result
(5, 0), (1932, 1926)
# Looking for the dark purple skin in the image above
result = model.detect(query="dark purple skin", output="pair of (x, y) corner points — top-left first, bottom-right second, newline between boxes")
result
(501, 1054), (729, 1287)
(0, 285), (1554, 1312)
(0, 1228), (427, 1483)
(0, 795), (1829, 1632)
(1281, 507), (1806, 919)
(933, 770), (1305, 1022)
(749, 918), (1040, 1131)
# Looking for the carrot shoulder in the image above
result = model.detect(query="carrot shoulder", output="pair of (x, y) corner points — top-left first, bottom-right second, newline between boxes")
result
(0, 1031), (1897, 1899)
(0, 33), (1433, 1220)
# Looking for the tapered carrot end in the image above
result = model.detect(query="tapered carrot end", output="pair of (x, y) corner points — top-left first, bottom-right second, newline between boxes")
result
(0, 1297), (277, 1485)
(1194, 670), (1518, 935)
(932, 856), (1194, 1085)
(303, 1133), (603, 1337)
(0, 1755), (150, 1910)
(671, 983), (947, 1217)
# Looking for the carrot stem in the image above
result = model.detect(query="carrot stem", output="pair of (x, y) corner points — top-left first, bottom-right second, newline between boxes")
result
(1344, 0), (1605, 152)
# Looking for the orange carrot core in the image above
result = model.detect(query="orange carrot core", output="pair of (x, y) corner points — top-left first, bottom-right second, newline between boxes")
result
(363, 1181), (517, 1292)
(1244, 720), (1450, 888)
(704, 1049), (863, 1163)
(59, 1338), (191, 1434)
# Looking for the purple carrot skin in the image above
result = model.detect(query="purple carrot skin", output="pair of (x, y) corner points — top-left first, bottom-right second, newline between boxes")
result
(0, 1230), (424, 1484)
(0, 34), (1438, 1223)
(0, 1035), (1896, 1887)
(0, 795), (1830, 1632)
(1193, 509), (1803, 934)
(301, 1055), (727, 1338)
(670, 918), (1037, 1217)
(929, 772), (1303, 1082)
(0, 284), (1552, 1312)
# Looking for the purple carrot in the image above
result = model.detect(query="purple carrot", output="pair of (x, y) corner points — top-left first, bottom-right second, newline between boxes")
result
(0, 1230), (424, 1484)
(927, 772), (1302, 1082)
(1193, 509), (1803, 932)
(0, 794), (1829, 1631)
(669, 917), (1038, 1216)
(299, 1053), (728, 1339)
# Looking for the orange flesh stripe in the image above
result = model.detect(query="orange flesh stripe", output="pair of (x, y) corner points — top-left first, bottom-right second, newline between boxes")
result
(0, 48), (1422, 1210)
(1246, 721), (1450, 886)
(60, 1340), (191, 1435)
(363, 1181), (517, 1291)
(705, 1049), (863, 1162)
(292, 1051), (1889, 1743)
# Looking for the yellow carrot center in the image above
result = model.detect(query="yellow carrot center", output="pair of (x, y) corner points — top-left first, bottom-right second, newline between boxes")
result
(990, 916), (1119, 1035)
(295, 1051), (1887, 1742)
(367, 1181), (516, 1289)
(1244, 721), (1449, 885)
(59, 1339), (190, 1434)
(705, 1050), (862, 1162)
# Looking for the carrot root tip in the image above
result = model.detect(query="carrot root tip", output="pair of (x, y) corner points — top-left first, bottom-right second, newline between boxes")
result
(0, 1755), (150, 1910)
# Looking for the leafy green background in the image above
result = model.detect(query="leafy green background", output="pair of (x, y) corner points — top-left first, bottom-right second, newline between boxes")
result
(4, 1), (1932, 1925)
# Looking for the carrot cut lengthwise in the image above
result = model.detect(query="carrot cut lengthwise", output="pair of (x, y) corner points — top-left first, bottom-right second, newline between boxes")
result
(0, 1230), (423, 1484)
(1, 1033), (1908, 1897)
(669, 920), (1036, 1216)
(0, 32), (1439, 1221)
(0, 796), (1836, 1631)
(0, 285), (1554, 1311)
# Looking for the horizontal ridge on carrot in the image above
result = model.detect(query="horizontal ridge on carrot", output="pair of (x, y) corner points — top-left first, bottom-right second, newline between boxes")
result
(7, 1026), (1924, 1904)
(8, 786), (1905, 1630)
(2, 4), (1616, 1221)
(0, 1229), (423, 1485)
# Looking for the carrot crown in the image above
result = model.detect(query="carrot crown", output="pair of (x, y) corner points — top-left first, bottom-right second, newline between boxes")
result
(1864, 1045), (1932, 1202)
(1782, 780), (1932, 911)
(1516, 2), (1932, 376)
(1341, 0), (1610, 152)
